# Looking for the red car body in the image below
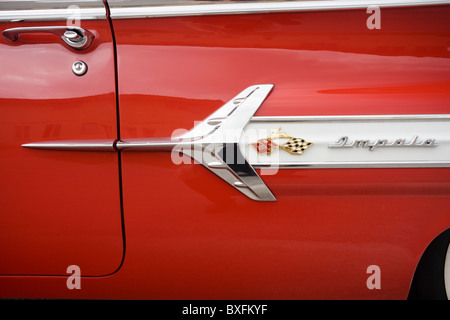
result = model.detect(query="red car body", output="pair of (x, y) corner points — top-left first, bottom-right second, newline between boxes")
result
(0, 0), (449, 300)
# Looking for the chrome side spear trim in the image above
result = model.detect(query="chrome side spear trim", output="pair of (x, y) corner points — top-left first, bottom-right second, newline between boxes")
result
(22, 84), (277, 201)
(116, 84), (277, 201)
(22, 139), (116, 151)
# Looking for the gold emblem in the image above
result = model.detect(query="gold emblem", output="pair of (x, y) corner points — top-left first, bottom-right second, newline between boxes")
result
(251, 128), (313, 155)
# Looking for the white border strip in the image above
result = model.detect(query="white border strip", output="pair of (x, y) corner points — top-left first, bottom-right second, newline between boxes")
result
(109, 0), (450, 19)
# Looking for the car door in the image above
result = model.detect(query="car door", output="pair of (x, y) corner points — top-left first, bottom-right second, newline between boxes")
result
(107, 0), (450, 299)
(0, 0), (123, 276)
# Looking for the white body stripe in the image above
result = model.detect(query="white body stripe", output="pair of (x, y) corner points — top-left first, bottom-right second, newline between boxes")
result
(241, 115), (450, 168)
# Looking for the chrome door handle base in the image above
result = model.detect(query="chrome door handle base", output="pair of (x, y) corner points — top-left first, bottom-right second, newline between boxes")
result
(2, 26), (95, 50)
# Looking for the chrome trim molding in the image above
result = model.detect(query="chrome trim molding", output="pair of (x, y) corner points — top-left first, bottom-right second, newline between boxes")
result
(117, 84), (277, 202)
(22, 85), (277, 201)
(21, 89), (450, 200)
(22, 140), (116, 152)
(108, 0), (450, 19)
(0, 1), (106, 22)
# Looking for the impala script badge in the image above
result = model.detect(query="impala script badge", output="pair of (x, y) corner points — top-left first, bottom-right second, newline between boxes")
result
(329, 136), (438, 151)
(251, 128), (313, 155)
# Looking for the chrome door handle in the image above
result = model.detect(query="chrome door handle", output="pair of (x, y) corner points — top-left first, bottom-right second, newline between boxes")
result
(2, 26), (95, 50)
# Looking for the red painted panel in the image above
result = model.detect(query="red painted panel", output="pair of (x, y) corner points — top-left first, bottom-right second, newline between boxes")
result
(109, 5), (450, 299)
(1, 4), (449, 299)
(1, 162), (449, 299)
(0, 19), (123, 276)
(116, 154), (450, 299)
(115, 6), (449, 137)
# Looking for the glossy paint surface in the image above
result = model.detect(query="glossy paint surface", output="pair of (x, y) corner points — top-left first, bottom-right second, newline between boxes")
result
(112, 5), (450, 299)
(0, 19), (123, 276)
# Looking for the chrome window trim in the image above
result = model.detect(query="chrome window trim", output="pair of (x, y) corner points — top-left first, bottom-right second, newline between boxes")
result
(107, 0), (450, 19)
(0, 1), (106, 22)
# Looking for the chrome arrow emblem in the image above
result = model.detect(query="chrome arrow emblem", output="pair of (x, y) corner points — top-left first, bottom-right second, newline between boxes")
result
(22, 85), (277, 201)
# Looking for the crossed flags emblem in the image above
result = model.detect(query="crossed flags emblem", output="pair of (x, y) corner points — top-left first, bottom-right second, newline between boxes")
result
(251, 128), (313, 155)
